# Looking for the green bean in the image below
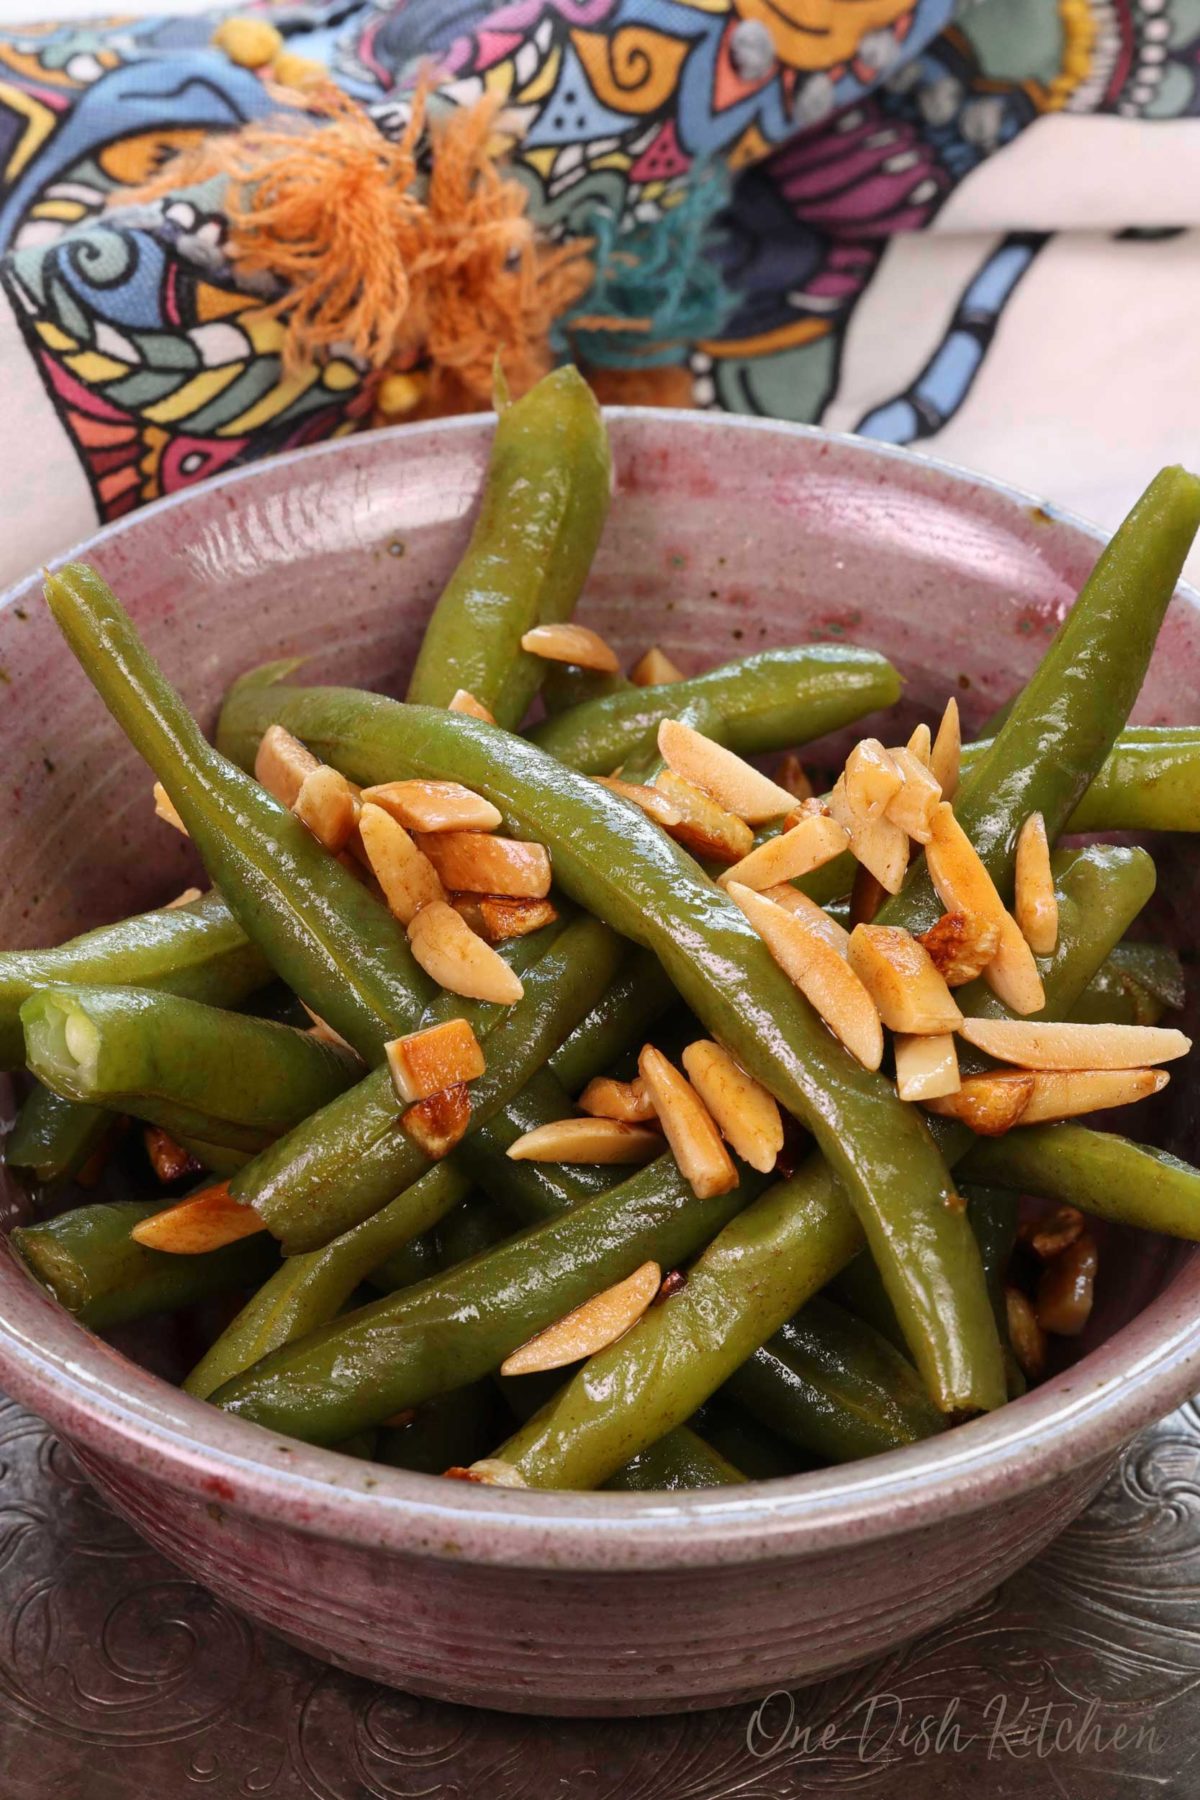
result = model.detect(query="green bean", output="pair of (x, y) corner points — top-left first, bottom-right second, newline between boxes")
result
(963, 1127), (1200, 1240)
(692, 1399), (814, 1480)
(605, 1427), (745, 1490)
(365, 1227), (443, 1293)
(406, 368), (611, 727)
(962, 1185), (1024, 1398)
(11, 1200), (278, 1330)
(961, 728), (1200, 836)
(214, 682), (1000, 1415)
(6, 1085), (112, 1184)
(540, 664), (628, 716)
(21, 985), (360, 1157)
(527, 645), (901, 775)
(547, 950), (675, 1094)
(0, 887), (268, 1071)
(377, 1382), (506, 1475)
(1067, 942), (1180, 1027)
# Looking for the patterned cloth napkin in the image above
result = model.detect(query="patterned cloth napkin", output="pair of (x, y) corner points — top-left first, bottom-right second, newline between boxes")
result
(2, 0), (1199, 590)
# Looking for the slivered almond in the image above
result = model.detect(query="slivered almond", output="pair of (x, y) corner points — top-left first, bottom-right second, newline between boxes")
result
(762, 884), (851, 956)
(361, 780), (501, 834)
(293, 764), (360, 854)
(451, 895), (558, 943)
(358, 802), (445, 924)
(930, 698), (961, 799)
(844, 739), (903, 822)
(1006, 1287), (1047, 1379)
(386, 1018), (486, 1104)
(850, 863), (887, 927)
(907, 721), (933, 766)
(982, 910), (1046, 1016)
(1036, 1232), (1098, 1336)
(919, 910), (1000, 986)
(775, 754), (814, 802)
(727, 883), (883, 1070)
(848, 925), (963, 1034)
(302, 1004), (357, 1054)
(1015, 812), (1058, 956)
(681, 1039), (783, 1174)
(637, 1044), (739, 1197)
(925, 802), (1006, 930)
(521, 622), (620, 673)
(165, 886), (203, 910)
(885, 746), (942, 843)
(653, 770), (753, 863)
(1022, 1206), (1085, 1259)
(925, 1072), (1036, 1135)
(1017, 1067), (1169, 1124)
(417, 832), (551, 899)
(153, 782), (187, 835)
(500, 1261), (662, 1376)
(401, 1083), (471, 1157)
(130, 1181), (265, 1253)
(255, 724), (319, 806)
(717, 813), (849, 893)
(506, 1117), (661, 1164)
(407, 900), (524, 1003)
(958, 1018), (1190, 1070)
(595, 776), (684, 829)
(449, 1459), (529, 1486)
(828, 777), (909, 894)
(894, 1033), (961, 1102)
(578, 1076), (657, 1123)
(630, 646), (684, 686)
(657, 719), (794, 823)
(144, 1127), (202, 1184)
(449, 688), (496, 723)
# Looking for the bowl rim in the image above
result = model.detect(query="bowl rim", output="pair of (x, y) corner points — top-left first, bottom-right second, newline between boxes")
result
(3, 408), (1200, 1575)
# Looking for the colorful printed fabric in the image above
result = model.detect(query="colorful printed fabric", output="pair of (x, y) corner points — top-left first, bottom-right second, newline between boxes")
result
(2, 0), (1200, 588)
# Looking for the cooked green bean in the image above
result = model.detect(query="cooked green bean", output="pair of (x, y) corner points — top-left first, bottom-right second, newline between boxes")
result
(692, 1399), (813, 1480)
(6, 1085), (112, 1185)
(605, 1427), (744, 1490)
(1067, 942), (1180, 1027)
(547, 950), (675, 1094)
(961, 1185), (1024, 1398)
(964, 1127), (1200, 1240)
(962, 728), (1200, 836)
(377, 1382), (507, 1475)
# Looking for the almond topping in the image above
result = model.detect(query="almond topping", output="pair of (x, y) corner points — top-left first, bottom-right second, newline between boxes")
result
(595, 776), (684, 829)
(1006, 1287), (1047, 1379)
(958, 1018), (1190, 1070)
(1021, 1205), (1085, 1259)
(894, 1033), (961, 1102)
(361, 780), (502, 834)
(775, 754), (814, 802)
(500, 1261), (662, 1376)
(255, 724), (319, 807)
(577, 1076), (657, 1123)
(1035, 1232), (1098, 1337)
(153, 782), (187, 835)
(417, 832), (551, 899)
(1017, 1067), (1169, 1124)
(293, 764), (361, 854)
(919, 910), (1000, 986)
(982, 909), (1046, 1016)
(848, 925), (963, 1034)
(1015, 812), (1058, 956)
(717, 813), (849, 893)
(884, 746), (942, 843)
(450, 895), (558, 943)
(144, 1127), (202, 1184)
(681, 1039), (784, 1174)
(407, 900), (524, 1003)
(506, 1117), (662, 1164)
(637, 1044), (739, 1197)
(130, 1181), (265, 1253)
(358, 802), (446, 925)
(844, 738), (903, 822)
(761, 884), (851, 957)
(386, 1018), (486, 1104)
(630, 646), (684, 686)
(727, 883), (883, 1071)
(401, 1082), (471, 1158)
(925, 1072), (1036, 1135)
(653, 770), (754, 863)
(164, 886), (203, 910)
(451, 1458), (529, 1486)
(301, 1004), (357, 1054)
(657, 719), (794, 823)
(930, 697), (961, 800)
(520, 622), (620, 674)
(448, 688), (496, 724)
(906, 721), (933, 767)
(926, 803), (1008, 934)
(828, 776), (909, 894)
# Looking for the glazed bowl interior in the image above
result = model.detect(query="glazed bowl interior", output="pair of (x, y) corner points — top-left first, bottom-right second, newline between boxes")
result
(2, 410), (1200, 1575)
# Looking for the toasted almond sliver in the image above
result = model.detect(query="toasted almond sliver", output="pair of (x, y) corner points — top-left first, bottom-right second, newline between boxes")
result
(358, 802), (446, 925)
(501, 1261), (662, 1376)
(925, 1071), (1036, 1135)
(930, 698), (961, 800)
(828, 777), (909, 895)
(1006, 1287), (1047, 1379)
(848, 924), (963, 1034)
(1015, 812), (1058, 956)
(521, 622), (620, 674)
(630, 646), (684, 686)
(884, 745), (942, 844)
(578, 1076), (657, 1123)
(906, 721), (933, 767)
(407, 900), (524, 1004)
(925, 802), (1007, 931)
(1035, 1232), (1098, 1337)
(762, 884), (851, 957)
(131, 1181), (265, 1253)
(1017, 1067), (1169, 1124)
(417, 832), (551, 899)
(386, 1018), (486, 1104)
(301, 1001), (357, 1053)
(293, 764), (361, 854)
(255, 723), (319, 807)
(717, 813), (849, 893)
(982, 909), (1046, 1016)
(894, 1033), (961, 1102)
(653, 770), (754, 863)
(958, 1018), (1190, 1070)
(451, 894), (558, 943)
(401, 1083), (472, 1158)
(450, 1458), (529, 1486)
(1021, 1205), (1085, 1259)
(448, 688), (496, 724)
(164, 886), (203, 910)
(775, 753), (814, 802)
(680, 1039), (783, 1174)
(506, 1117), (662, 1164)
(844, 738), (903, 823)
(361, 780), (502, 834)
(595, 776), (684, 829)
(919, 910), (1000, 986)
(728, 883), (883, 1071)
(144, 1126), (202, 1184)
(657, 719), (794, 824)
(153, 781), (187, 836)
(638, 1044), (739, 1198)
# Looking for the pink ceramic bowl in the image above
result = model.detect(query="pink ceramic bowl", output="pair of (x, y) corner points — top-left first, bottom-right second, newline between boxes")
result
(2, 413), (1199, 1718)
